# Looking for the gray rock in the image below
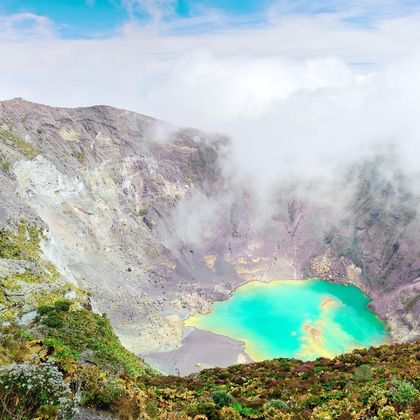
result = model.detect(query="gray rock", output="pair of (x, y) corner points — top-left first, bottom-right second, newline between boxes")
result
(17, 310), (38, 327)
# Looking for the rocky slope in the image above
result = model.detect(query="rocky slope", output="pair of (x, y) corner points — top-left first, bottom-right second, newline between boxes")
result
(0, 98), (418, 369)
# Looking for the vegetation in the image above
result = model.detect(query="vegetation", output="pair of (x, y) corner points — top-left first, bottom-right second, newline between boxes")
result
(0, 154), (11, 173)
(0, 220), (43, 261)
(0, 119), (39, 159)
(73, 151), (86, 164)
(0, 221), (419, 419)
(39, 305), (150, 377)
(0, 361), (75, 419)
(354, 364), (373, 382)
(139, 342), (419, 419)
(212, 390), (236, 407)
(0, 220), (152, 418)
(133, 206), (149, 217)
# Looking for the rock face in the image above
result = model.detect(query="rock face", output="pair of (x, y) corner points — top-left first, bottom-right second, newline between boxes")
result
(0, 98), (418, 357)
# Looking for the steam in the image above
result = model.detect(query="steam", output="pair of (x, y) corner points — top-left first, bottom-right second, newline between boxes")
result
(0, 6), (419, 215)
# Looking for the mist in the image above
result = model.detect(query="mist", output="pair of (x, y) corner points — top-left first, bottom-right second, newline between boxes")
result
(1, 10), (420, 192)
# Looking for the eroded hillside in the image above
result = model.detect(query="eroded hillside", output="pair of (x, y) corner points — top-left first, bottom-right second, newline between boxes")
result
(0, 98), (419, 372)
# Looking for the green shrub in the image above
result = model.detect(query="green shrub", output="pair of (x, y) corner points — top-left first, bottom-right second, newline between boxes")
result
(354, 364), (372, 382)
(38, 305), (55, 316)
(231, 401), (255, 416)
(217, 371), (231, 379)
(54, 300), (71, 312)
(42, 314), (64, 328)
(265, 399), (290, 411)
(77, 366), (124, 409)
(211, 390), (235, 407)
(389, 378), (418, 408)
(0, 361), (75, 419)
(188, 402), (221, 420)
(38, 300), (70, 320)
(43, 309), (151, 377)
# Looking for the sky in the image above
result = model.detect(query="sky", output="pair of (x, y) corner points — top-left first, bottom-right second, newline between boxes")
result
(1, 0), (420, 182)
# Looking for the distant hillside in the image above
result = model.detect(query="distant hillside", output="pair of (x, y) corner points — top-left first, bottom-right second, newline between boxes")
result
(0, 99), (419, 419)
(0, 98), (418, 364)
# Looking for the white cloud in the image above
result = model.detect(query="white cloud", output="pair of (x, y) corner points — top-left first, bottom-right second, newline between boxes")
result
(122, 0), (177, 23)
(0, 12), (55, 40)
(0, 10), (420, 185)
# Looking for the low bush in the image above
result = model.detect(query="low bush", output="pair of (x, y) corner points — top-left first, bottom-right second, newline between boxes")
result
(189, 402), (221, 420)
(389, 378), (418, 408)
(76, 365), (124, 410)
(211, 390), (236, 407)
(0, 361), (76, 419)
(42, 313), (64, 328)
(54, 300), (71, 312)
(354, 364), (372, 382)
(265, 398), (290, 411)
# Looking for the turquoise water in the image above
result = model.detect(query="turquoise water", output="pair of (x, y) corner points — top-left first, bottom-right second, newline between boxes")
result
(185, 279), (388, 361)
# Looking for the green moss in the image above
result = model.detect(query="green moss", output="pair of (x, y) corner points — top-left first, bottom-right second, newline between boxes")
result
(0, 120), (39, 159)
(53, 299), (71, 312)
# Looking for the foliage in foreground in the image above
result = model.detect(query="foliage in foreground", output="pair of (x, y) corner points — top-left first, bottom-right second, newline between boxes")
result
(2, 327), (418, 419)
(142, 341), (420, 419)
(0, 361), (75, 419)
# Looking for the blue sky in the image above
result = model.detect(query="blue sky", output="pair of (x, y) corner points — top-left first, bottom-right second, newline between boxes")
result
(0, 0), (273, 37)
(2, 0), (420, 38)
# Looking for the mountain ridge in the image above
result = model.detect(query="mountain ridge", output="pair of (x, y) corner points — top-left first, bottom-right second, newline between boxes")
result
(0, 98), (418, 375)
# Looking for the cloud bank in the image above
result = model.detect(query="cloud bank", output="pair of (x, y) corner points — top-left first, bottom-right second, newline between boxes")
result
(1, 6), (419, 185)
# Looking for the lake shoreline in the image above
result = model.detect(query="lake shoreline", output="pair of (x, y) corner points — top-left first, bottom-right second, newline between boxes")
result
(184, 278), (389, 363)
(145, 277), (390, 376)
